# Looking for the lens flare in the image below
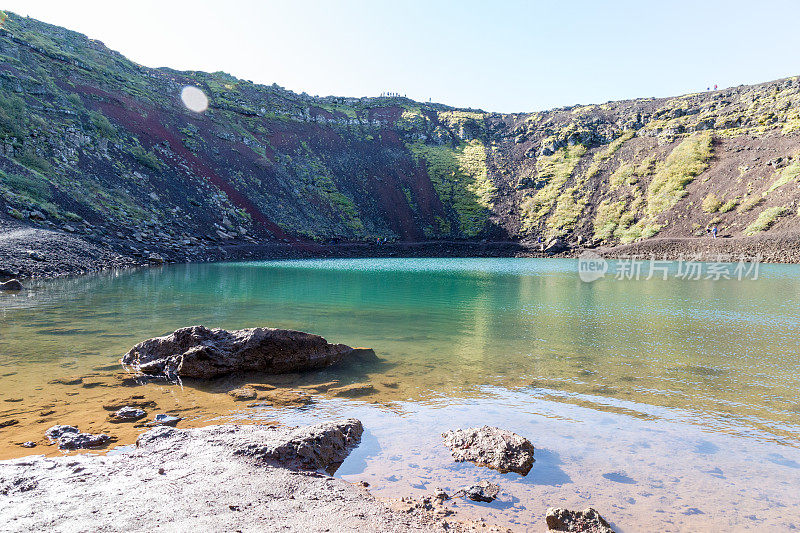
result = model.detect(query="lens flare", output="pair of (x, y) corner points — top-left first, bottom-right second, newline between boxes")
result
(180, 86), (208, 113)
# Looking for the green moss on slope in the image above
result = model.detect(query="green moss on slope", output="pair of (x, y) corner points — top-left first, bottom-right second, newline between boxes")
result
(521, 144), (587, 232)
(409, 139), (494, 237)
(745, 206), (788, 235)
(767, 156), (800, 192)
(646, 132), (713, 216)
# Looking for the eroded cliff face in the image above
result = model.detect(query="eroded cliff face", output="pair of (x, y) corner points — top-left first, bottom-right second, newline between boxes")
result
(1, 11), (799, 253)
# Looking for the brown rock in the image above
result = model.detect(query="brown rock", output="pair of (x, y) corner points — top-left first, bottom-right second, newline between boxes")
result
(545, 507), (615, 532)
(456, 480), (500, 502)
(0, 419), (19, 429)
(122, 325), (362, 379)
(349, 348), (381, 364)
(442, 425), (535, 475)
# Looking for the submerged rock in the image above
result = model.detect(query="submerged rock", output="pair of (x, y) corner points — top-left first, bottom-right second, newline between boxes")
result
(330, 383), (376, 398)
(299, 380), (340, 392)
(254, 389), (312, 407)
(442, 425), (535, 475)
(48, 377), (84, 385)
(457, 480), (500, 503)
(122, 325), (365, 379)
(110, 406), (146, 422)
(228, 387), (257, 401)
(545, 507), (615, 532)
(102, 397), (157, 411)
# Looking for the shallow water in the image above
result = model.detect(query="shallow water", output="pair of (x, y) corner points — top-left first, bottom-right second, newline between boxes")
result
(1, 258), (799, 531)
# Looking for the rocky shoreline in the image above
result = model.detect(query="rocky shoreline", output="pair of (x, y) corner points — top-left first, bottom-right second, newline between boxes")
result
(0, 422), (474, 532)
(1, 420), (615, 533)
(3, 216), (800, 282)
(0, 326), (619, 532)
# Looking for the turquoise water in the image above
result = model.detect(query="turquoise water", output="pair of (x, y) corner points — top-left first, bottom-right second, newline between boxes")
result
(2, 258), (800, 530)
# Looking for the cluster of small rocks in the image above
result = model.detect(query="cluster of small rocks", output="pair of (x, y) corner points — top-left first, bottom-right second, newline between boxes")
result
(437, 426), (615, 531)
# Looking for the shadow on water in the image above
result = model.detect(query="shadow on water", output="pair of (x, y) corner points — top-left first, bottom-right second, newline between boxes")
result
(514, 448), (573, 487)
(766, 453), (800, 468)
(336, 428), (382, 476)
(694, 440), (720, 455)
(601, 472), (637, 484)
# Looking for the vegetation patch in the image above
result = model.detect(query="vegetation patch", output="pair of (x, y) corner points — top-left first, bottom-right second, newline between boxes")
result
(520, 144), (586, 232)
(597, 131), (634, 162)
(0, 169), (59, 217)
(0, 170), (51, 202)
(592, 199), (626, 241)
(130, 145), (164, 171)
(718, 199), (738, 213)
(646, 132), (713, 216)
(90, 111), (116, 138)
(586, 131), (634, 179)
(737, 195), (764, 213)
(16, 149), (52, 175)
(409, 139), (494, 237)
(610, 163), (636, 190)
(745, 206), (789, 235)
(0, 94), (29, 139)
(767, 157), (800, 192)
(701, 193), (723, 213)
(634, 155), (657, 177)
(547, 186), (585, 238)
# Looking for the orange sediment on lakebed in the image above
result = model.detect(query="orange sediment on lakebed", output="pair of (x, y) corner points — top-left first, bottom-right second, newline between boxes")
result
(0, 366), (404, 460)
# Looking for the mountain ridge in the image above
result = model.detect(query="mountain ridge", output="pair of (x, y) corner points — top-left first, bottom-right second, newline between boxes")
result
(1, 10), (800, 275)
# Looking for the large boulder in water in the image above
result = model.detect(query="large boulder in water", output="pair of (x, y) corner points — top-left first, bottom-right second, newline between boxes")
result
(442, 425), (535, 475)
(121, 325), (374, 379)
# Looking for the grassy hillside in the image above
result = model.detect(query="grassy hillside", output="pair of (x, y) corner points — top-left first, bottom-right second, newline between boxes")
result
(1, 11), (800, 256)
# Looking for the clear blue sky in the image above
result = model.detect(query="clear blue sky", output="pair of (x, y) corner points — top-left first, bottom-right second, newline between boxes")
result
(5, 0), (800, 113)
